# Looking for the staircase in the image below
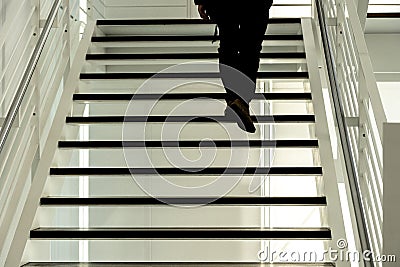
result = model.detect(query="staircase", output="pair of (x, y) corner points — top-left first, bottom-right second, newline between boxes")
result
(22, 18), (336, 266)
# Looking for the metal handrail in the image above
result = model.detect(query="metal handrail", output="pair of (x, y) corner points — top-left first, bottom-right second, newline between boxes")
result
(0, 0), (62, 155)
(314, 0), (374, 266)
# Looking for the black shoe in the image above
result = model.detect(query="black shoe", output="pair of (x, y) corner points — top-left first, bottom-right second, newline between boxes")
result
(225, 99), (256, 133)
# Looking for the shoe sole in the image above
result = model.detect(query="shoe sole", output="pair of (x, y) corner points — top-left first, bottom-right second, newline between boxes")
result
(228, 103), (256, 133)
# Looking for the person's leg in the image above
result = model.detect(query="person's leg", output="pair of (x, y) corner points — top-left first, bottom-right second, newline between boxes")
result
(213, 4), (258, 133)
(237, 1), (272, 105)
(211, 3), (244, 104)
(215, 20), (241, 104)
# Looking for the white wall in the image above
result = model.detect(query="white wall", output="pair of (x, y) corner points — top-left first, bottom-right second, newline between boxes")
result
(383, 123), (400, 266)
(366, 34), (400, 122)
(96, 0), (313, 19)
(365, 34), (400, 73)
(101, 0), (198, 19)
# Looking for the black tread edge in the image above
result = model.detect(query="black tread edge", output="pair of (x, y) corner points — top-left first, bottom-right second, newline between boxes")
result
(65, 115), (316, 123)
(91, 35), (304, 42)
(96, 18), (302, 25)
(79, 72), (309, 79)
(367, 13), (400, 18)
(40, 196), (327, 206)
(73, 92), (313, 101)
(49, 167), (323, 176)
(85, 52), (306, 60)
(30, 227), (331, 239)
(58, 140), (319, 148)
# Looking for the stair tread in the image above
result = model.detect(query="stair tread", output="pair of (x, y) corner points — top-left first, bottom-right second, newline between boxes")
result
(79, 72), (309, 79)
(40, 196), (327, 206)
(96, 18), (302, 26)
(49, 167), (323, 176)
(30, 227), (331, 239)
(24, 14), (337, 265)
(92, 34), (303, 42)
(86, 52), (306, 60)
(73, 92), (312, 101)
(65, 115), (315, 123)
(58, 140), (319, 148)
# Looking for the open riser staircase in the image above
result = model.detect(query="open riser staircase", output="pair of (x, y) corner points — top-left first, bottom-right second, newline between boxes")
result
(21, 18), (340, 266)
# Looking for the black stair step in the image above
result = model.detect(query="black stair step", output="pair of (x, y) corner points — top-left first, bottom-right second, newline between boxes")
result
(96, 18), (302, 26)
(92, 34), (303, 42)
(79, 72), (309, 80)
(58, 140), (319, 148)
(30, 227), (331, 240)
(49, 167), (323, 176)
(86, 52), (306, 60)
(40, 196), (327, 206)
(66, 115), (315, 124)
(367, 13), (400, 18)
(22, 263), (336, 267)
(73, 92), (312, 101)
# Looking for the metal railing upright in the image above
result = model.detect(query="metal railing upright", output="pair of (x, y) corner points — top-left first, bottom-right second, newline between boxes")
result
(0, 0), (96, 265)
(314, 0), (388, 265)
(0, 0), (62, 154)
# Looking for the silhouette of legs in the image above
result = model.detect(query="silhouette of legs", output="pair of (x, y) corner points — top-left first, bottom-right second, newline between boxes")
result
(214, 1), (271, 105)
(211, 1), (271, 132)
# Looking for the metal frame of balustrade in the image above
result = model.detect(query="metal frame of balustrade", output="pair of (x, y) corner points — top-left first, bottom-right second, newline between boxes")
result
(0, 0), (96, 265)
(314, 0), (387, 266)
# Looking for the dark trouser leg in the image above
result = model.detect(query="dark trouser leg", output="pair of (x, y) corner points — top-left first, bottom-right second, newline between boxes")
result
(215, 20), (242, 104)
(237, 4), (270, 104)
(215, 2), (271, 105)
